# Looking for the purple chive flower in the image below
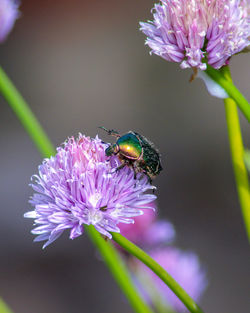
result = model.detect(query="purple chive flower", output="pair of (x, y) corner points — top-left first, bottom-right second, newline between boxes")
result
(140, 0), (250, 70)
(134, 248), (207, 312)
(0, 0), (19, 43)
(24, 134), (156, 248)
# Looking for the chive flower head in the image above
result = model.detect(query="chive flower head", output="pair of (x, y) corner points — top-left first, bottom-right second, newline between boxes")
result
(24, 134), (156, 248)
(140, 0), (250, 70)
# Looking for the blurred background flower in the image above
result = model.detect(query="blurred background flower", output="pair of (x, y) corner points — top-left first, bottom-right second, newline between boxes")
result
(118, 201), (206, 312)
(133, 248), (207, 313)
(118, 202), (175, 247)
(0, 1), (249, 313)
(0, 0), (19, 42)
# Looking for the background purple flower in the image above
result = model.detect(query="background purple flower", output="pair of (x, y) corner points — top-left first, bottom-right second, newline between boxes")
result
(118, 204), (175, 247)
(142, 219), (175, 246)
(134, 248), (207, 312)
(24, 134), (156, 248)
(140, 0), (250, 70)
(0, 0), (19, 42)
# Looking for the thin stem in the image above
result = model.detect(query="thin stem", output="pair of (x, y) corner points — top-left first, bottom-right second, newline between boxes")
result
(0, 66), (155, 313)
(135, 270), (175, 313)
(222, 67), (250, 242)
(0, 298), (14, 313)
(0, 66), (55, 157)
(205, 65), (250, 123)
(244, 150), (250, 172)
(85, 225), (154, 313)
(112, 232), (205, 313)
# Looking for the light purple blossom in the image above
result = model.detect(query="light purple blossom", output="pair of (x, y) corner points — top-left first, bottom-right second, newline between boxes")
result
(118, 206), (175, 247)
(24, 134), (156, 248)
(142, 220), (175, 246)
(140, 0), (250, 70)
(0, 0), (19, 42)
(134, 248), (207, 312)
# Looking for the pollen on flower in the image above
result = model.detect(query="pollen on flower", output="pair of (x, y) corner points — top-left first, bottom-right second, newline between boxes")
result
(87, 209), (103, 225)
(140, 0), (250, 70)
(24, 134), (156, 248)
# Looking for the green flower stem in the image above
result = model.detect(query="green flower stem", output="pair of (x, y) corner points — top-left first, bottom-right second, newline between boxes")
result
(112, 232), (205, 313)
(244, 150), (250, 172)
(221, 67), (250, 242)
(0, 66), (55, 157)
(205, 65), (250, 123)
(0, 298), (14, 313)
(85, 225), (154, 313)
(0, 66), (154, 313)
(0, 63), (207, 313)
(136, 269), (175, 313)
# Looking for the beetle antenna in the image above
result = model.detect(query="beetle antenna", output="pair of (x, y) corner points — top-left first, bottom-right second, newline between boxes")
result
(98, 127), (120, 137)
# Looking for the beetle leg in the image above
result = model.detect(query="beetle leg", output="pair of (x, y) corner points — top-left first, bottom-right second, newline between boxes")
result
(143, 170), (153, 186)
(131, 164), (137, 180)
(130, 164), (138, 188)
(100, 205), (108, 212)
(115, 163), (126, 172)
(99, 127), (120, 138)
(101, 235), (109, 241)
(110, 129), (120, 137)
(147, 175), (155, 193)
(145, 174), (153, 186)
(115, 158), (133, 173)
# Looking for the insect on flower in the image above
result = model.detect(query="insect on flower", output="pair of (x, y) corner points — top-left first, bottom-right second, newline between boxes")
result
(24, 134), (157, 248)
(99, 127), (163, 183)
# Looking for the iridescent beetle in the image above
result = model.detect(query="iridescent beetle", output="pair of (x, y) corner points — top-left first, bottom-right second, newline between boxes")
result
(99, 127), (162, 183)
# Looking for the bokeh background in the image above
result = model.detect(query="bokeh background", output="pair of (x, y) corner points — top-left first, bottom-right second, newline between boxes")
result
(0, 1), (249, 312)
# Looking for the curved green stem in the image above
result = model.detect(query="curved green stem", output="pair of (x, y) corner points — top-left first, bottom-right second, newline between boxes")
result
(221, 67), (250, 242)
(0, 65), (154, 313)
(112, 232), (205, 313)
(205, 65), (250, 123)
(86, 225), (154, 313)
(0, 66), (55, 157)
(135, 268), (175, 313)
(0, 299), (14, 313)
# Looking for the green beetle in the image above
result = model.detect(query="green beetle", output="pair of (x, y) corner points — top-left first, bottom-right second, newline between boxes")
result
(99, 127), (162, 183)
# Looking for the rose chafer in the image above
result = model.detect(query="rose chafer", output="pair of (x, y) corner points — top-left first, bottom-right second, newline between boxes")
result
(99, 127), (162, 183)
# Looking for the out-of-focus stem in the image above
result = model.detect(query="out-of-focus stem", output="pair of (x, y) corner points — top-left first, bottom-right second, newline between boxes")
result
(205, 65), (250, 123)
(112, 232), (205, 313)
(0, 66), (55, 157)
(86, 225), (154, 313)
(0, 298), (14, 313)
(0, 66), (155, 313)
(222, 67), (250, 242)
